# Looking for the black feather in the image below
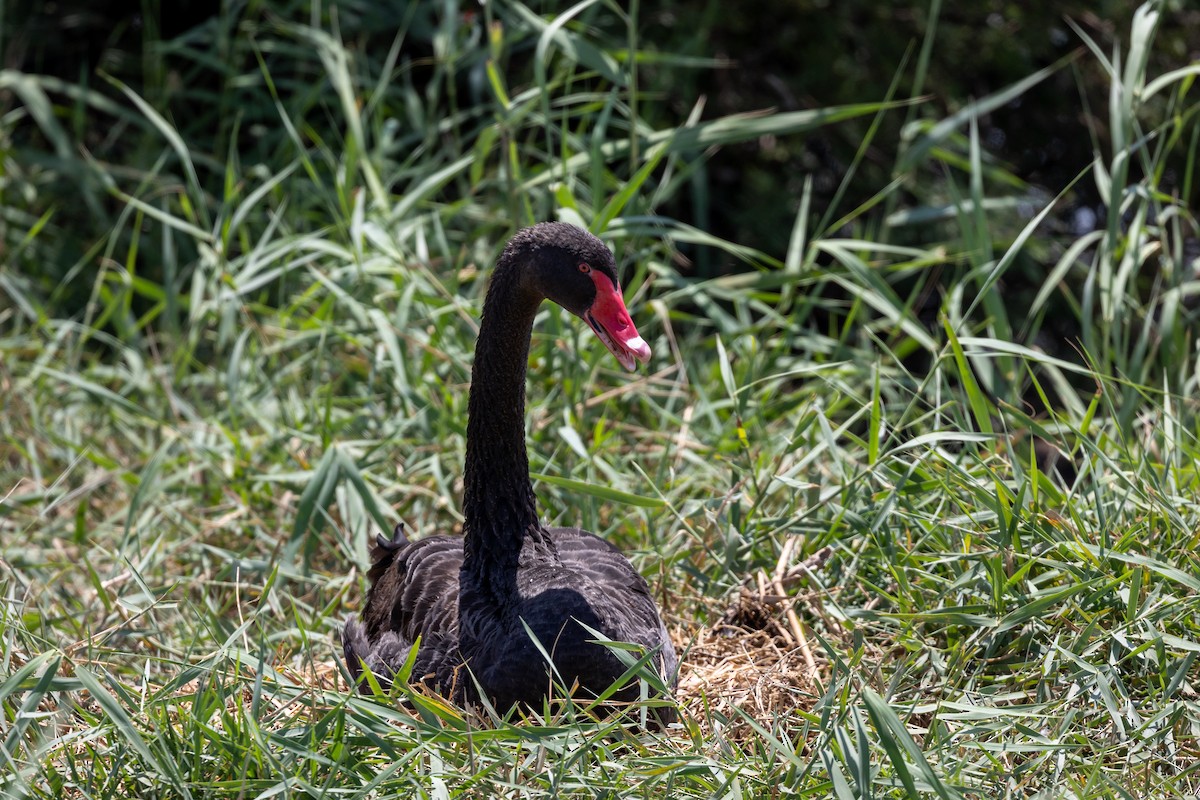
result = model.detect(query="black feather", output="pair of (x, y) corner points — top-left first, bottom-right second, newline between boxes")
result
(375, 522), (408, 552)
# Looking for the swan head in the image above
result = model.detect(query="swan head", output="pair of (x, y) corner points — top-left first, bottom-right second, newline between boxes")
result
(507, 221), (652, 372)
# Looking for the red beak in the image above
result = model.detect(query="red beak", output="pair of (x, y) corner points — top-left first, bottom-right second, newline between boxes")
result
(582, 272), (651, 372)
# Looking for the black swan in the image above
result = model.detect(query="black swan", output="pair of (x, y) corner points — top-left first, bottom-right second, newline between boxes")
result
(342, 222), (678, 722)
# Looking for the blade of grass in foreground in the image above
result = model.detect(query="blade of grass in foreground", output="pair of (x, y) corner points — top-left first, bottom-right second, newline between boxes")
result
(531, 472), (665, 508)
(73, 664), (193, 799)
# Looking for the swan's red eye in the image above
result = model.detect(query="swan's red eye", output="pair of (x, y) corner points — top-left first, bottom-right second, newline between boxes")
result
(578, 263), (591, 274)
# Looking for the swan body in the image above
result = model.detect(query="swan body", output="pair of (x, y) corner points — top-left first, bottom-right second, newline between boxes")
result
(342, 222), (677, 721)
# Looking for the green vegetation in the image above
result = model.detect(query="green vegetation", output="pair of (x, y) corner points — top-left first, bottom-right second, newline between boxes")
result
(3, 0), (1200, 797)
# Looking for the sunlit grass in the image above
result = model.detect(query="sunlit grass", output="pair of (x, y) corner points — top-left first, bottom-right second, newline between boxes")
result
(3, 1), (1200, 798)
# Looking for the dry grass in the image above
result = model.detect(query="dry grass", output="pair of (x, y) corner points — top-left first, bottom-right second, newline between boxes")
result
(673, 545), (838, 736)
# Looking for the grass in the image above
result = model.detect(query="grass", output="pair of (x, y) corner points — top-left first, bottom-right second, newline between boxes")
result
(3, 0), (1200, 797)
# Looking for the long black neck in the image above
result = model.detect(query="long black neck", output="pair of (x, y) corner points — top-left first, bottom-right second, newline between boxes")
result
(461, 256), (554, 583)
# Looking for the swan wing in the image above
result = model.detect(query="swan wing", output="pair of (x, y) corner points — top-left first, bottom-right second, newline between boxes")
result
(343, 534), (465, 692)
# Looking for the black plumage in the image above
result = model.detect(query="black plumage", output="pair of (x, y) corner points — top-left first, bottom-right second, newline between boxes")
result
(341, 222), (677, 722)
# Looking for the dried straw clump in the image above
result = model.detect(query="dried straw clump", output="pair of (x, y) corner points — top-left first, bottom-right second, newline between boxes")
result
(674, 544), (834, 734)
